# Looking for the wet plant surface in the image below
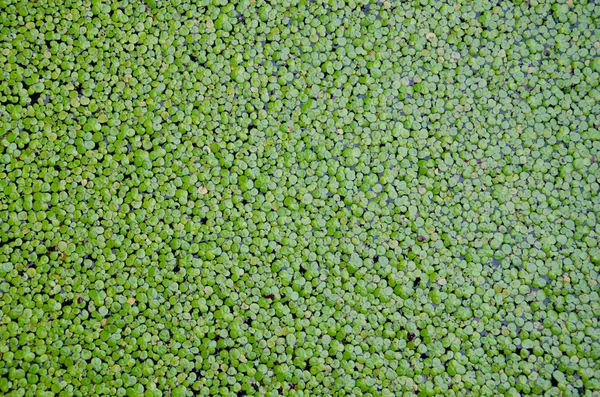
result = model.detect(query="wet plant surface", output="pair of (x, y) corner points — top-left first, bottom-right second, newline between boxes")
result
(0, 0), (599, 396)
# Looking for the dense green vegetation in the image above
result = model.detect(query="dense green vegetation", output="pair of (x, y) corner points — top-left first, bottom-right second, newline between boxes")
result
(1, 0), (600, 396)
